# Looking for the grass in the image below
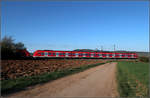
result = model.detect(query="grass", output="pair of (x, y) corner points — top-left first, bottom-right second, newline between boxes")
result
(117, 61), (149, 97)
(1, 62), (105, 95)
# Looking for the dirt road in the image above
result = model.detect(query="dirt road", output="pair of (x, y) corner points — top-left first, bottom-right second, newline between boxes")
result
(7, 62), (118, 97)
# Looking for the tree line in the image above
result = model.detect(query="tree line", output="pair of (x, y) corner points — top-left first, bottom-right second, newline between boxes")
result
(1, 36), (26, 59)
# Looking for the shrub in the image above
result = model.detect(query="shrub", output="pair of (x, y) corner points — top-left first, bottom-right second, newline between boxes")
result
(139, 56), (149, 62)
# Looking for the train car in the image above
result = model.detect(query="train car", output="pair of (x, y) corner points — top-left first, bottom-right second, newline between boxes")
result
(16, 49), (31, 57)
(33, 50), (138, 59)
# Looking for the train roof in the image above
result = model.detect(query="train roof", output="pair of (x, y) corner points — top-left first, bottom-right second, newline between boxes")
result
(34, 50), (137, 54)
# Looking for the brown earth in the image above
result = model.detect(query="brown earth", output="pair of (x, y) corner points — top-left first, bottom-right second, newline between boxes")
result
(1, 59), (106, 80)
(6, 62), (119, 97)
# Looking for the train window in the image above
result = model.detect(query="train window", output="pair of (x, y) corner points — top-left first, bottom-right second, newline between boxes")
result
(94, 54), (96, 56)
(53, 53), (55, 55)
(75, 53), (78, 55)
(69, 53), (72, 55)
(83, 53), (86, 55)
(59, 53), (65, 56)
(79, 53), (83, 56)
(44, 52), (48, 56)
(72, 53), (75, 56)
(56, 53), (59, 55)
(48, 53), (51, 55)
(116, 54), (119, 56)
(102, 54), (106, 56)
(109, 54), (112, 56)
(66, 53), (69, 55)
(86, 54), (90, 56)
(112, 54), (115, 56)
(97, 54), (99, 56)
(41, 53), (44, 55)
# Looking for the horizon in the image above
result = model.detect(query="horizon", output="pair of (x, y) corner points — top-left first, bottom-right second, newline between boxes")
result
(2, 1), (149, 53)
(30, 49), (148, 53)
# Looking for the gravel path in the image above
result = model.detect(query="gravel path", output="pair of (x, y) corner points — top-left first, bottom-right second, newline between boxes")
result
(7, 62), (119, 97)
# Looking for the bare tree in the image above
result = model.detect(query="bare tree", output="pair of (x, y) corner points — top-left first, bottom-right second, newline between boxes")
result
(15, 42), (26, 50)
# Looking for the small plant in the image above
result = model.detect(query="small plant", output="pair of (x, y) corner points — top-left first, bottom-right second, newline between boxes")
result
(139, 56), (149, 62)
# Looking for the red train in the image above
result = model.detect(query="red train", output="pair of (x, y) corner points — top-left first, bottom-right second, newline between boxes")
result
(16, 49), (31, 57)
(33, 50), (138, 59)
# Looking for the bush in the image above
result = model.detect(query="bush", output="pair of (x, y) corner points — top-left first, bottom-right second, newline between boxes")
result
(139, 56), (149, 62)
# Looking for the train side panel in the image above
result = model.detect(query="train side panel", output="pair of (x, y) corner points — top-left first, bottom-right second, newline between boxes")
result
(33, 50), (138, 59)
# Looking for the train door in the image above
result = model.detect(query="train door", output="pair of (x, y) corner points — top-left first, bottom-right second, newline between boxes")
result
(131, 54), (134, 58)
(56, 52), (59, 57)
(91, 53), (94, 57)
(75, 53), (78, 57)
(66, 52), (69, 57)
(119, 54), (122, 58)
(83, 53), (86, 57)
(112, 53), (115, 58)
(106, 54), (109, 58)
(99, 53), (102, 58)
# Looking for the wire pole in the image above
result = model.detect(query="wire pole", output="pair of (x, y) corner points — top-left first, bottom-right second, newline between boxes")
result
(114, 44), (116, 61)
(101, 46), (103, 51)
(114, 44), (116, 52)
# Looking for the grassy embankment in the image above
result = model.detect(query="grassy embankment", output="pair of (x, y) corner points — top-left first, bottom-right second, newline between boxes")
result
(2, 62), (105, 95)
(117, 61), (149, 97)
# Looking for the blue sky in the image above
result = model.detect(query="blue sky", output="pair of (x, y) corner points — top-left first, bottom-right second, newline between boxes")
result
(1, 1), (149, 52)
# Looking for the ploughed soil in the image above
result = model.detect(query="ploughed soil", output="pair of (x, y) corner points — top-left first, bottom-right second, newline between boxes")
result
(1, 59), (106, 80)
(6, 62), (118, 97)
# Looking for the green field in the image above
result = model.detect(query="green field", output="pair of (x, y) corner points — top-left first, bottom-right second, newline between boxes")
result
(117, 61), (149, 97)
